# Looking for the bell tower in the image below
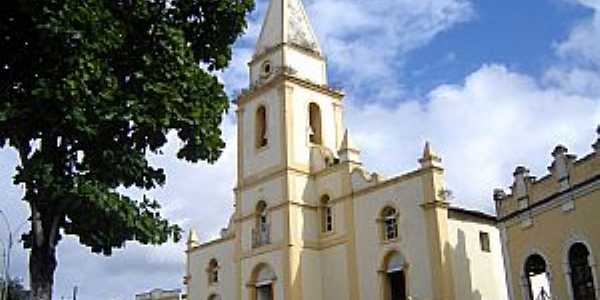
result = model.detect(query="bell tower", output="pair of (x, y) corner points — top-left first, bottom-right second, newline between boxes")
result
(235, 0), (344, 183)
(233, 1), (345, 299)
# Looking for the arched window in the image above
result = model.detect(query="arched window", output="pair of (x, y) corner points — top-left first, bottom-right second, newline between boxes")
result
(253, 201), (270, 248)
(381, 207), (398, 241)
(524, 254), (552, 300)
(569, 243), (597, 300)
(252, 264), (276, 300)
(320, 195), (333, 233)
(207, 259), (219, 284)
(208, 294), (222, 300)
(256, 106), (268, 148)
(384, 252), (407, 300)
(308, 103), (322, 144)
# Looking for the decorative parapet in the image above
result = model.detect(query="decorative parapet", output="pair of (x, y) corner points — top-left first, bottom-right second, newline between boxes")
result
(548, 145), (577, 192)
(350, 167), (384, 190)
(495, 126), (600, 221)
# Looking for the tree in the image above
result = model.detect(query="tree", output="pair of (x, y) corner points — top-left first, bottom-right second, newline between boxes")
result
(0, 0), (254, 299)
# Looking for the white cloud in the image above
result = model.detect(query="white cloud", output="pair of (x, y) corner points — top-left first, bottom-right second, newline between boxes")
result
(2, 0), (600, 299)
(0, 118), (237, 299)
(222, 0), (475, 97)
(557, 0), (600, 65)
(347, 64), (600, 212)
(308, 0), (474, 85)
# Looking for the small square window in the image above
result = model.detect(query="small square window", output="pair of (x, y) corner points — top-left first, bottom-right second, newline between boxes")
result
(479, 231), (491, 253)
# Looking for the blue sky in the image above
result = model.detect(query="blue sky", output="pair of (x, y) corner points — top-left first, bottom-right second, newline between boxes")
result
(1, 0), (599, 299)
(404, 0), (592, 93)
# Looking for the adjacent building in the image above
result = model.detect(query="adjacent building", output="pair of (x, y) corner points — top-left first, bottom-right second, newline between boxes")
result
(184, 0), (509, 299)
(495, 128), (600, 300)
(135, 288), (183, 300)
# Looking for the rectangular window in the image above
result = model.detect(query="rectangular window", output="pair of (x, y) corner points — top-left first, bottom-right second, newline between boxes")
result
(322, 207), (333, 232)
(480, 231), (491, 252)
(385, 218), (398, 240)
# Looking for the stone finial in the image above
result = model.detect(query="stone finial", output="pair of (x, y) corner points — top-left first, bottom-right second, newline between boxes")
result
(513, 166), (529, 176)
(419, 141), (442, 169)
(339, 129), (361, 163)
(551, 144), (568, 158)
(512, 166), (530, 198)
(593, 125), (600, 152)
(187, 229), (200, 249)
(493, 188), (507, 202)
(549, 144), (575, 181)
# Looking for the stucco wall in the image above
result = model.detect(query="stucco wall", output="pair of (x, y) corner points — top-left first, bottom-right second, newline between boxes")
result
(241, 250), (286, 300)
(187, 240), (235, 300)
(239, 177), (286, 252)
(288, 84), (341, 167)
(447, 217), (509, 300)
(240, 88), (284, 179)
(503, 184), (600, 300)
(284, 47), (326, 85)
(318, 244), (351, 300)
(352, 176), (436, 300)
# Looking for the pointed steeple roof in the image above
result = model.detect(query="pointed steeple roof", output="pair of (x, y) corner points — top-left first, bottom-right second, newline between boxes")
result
(340, 129), (357, 151)
(419, 141), (442, 168)
(255, 0), (322, 55)
(339, 129), (361, 163)
(187, 229), (200, 249)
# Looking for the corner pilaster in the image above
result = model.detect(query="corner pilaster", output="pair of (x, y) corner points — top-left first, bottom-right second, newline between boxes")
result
(419, 142), (455, 300)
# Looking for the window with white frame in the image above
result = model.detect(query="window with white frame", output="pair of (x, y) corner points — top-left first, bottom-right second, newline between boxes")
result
(253, 201), (270, 248)
(321, 195), (333, 233)
(382, 207), (398, 241)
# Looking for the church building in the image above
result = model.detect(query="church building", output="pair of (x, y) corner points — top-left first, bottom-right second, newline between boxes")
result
(184, 0), (509, 299)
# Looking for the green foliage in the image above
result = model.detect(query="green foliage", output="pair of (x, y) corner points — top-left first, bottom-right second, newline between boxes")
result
(0, 0), (254, 255)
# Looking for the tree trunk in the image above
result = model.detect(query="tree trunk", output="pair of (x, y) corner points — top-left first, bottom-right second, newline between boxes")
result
(30, 242), (57, 300)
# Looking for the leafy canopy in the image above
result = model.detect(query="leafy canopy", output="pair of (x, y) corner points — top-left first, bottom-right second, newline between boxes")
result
(0, 0), (254, 254)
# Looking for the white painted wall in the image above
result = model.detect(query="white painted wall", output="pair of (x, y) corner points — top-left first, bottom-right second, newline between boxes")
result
(448, 218), (509, 300)
(240, 88), (284, 179)
(188, 240), (235, 300)
(241, 250), (286, 300)
(289, 84), (341, 168)
(352, 177), (437, 300)
(285, 47), (326, 85)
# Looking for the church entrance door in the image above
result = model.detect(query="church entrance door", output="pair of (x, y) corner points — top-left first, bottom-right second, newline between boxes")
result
(256, 284), (273, 300)
(387, 270), (407, 300)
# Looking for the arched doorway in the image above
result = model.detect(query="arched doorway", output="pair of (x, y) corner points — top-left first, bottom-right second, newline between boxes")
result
(251, 264), (275, 300)
(208, 294), (221, 300)
(384, 251), (407, 300)
(524, 254), (551, 300)
(569, 242), (597, 300)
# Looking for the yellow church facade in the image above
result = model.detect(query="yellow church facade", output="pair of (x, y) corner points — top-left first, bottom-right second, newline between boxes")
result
(184, 0), (509, 299)
(495, 131), (600, 300)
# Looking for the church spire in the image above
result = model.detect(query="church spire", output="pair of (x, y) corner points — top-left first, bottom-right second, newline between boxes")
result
(419, 141), (442, 169)
(255, 0), (322, 56)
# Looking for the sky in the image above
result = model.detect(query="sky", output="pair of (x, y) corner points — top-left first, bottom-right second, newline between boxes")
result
(1, 0), (600, 299)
